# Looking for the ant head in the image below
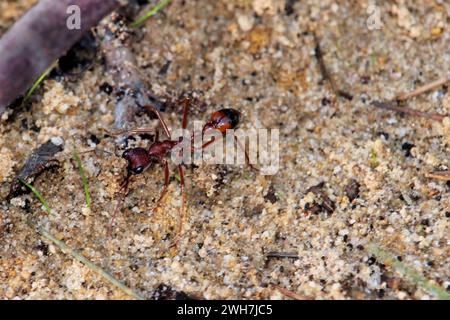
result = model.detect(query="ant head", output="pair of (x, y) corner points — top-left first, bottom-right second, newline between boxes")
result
(203, 108), (240, 135)
(122, 148), (152, 175)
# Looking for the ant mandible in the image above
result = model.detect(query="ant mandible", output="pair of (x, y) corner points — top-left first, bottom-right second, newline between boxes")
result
(111, 96), (251, 247)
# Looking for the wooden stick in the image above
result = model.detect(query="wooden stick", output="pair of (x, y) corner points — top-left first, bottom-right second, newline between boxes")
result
(425, 171), (450, 181)
(313, 34), (353, 101)
(273, 285), (313, 300)
(396, 76), (450, 101)
(0, 0), (119, 114)
(97, 8), (165, 143)
(371, 101), (447, 122)
(266, 252), (299, 259)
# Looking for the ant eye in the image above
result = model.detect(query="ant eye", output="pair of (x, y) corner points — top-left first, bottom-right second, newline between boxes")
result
(133, 166), (144, 174)
(122, 150), (130, 158)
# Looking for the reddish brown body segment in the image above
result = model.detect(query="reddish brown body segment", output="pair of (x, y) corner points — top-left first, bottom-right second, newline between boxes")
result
(203, 108), (240, 135)
(148, 140), (180, 160)
(122, 108), (241, 175)
(112, 104), (247, 247)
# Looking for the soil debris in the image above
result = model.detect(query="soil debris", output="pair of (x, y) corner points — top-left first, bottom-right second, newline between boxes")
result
(344, 179), (360, 202)
(152, 284), (194, 300)
(305, 182), (336, 215)
(7, 140), (63, 199)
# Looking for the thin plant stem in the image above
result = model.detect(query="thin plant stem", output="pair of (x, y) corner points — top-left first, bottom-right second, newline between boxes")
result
(368, 244), (450, 300)
(23, 179), (145, 300)
(22, 60), (58, 105)
(31, 222), (145, 300)
(396, 76), (450, 101)
(19, 179), (53, 216)
(371, 101), (446, 122)
(273, 285), (313, 300)
(131, 0), (172, 28)
(425, 171), (450, 181)
(73, 150), (91, 209)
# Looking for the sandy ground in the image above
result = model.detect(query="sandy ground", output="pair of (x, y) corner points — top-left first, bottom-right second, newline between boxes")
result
(0, 0), (449, 299)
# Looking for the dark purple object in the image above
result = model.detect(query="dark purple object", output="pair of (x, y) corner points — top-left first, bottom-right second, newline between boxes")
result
(0, 0), (119, 114)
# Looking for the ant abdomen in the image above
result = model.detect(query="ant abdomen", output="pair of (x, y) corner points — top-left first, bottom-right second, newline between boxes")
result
(204, 108), (240, 135)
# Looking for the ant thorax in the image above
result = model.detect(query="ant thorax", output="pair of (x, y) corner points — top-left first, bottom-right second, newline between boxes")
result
(148, 140), (180, 159)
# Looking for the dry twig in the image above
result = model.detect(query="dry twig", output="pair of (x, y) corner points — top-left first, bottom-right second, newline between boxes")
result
(273, 285), (313, 300)
(98, 10), (165, 141)
(313, 34), (353, 101)
(0, 0), (119, 114)
(371, 101), (447, 122)
(372, 75), (449, 122)
(266, 252), (299, 259)
(396, 76), (450, 101)
(425, 171), (450, 181)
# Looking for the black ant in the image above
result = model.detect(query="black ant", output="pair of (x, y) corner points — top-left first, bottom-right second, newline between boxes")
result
(110, 97), (254, 246)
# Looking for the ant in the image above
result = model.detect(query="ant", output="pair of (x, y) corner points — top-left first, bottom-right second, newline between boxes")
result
(110, 96), (254, 247)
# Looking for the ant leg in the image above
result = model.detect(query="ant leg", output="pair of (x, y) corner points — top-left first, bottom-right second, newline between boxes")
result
(195, 133), (258, 171)
(77, 148), (114, 156)
(235, 136), (259, 172)
(189, 134), (219, 156)
(201, 135), (216, 150)
(152, 159), (170, 213)
(108, 171), (131, 236)
(171, 164), (186, 248)
(181, 96), (190, 130)
(106, 128), (157, 137)
(142, 104), (172, 139)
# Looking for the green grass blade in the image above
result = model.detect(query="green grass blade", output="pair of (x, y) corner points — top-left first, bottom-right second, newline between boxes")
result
(28, 221), (145, 300)
(73, 151), (91, 209)
(19, 179), (52, 216)
(21, 180), (143, 299)
(22, 60), (58, 104)
(131, 0), (172, 28)
(368, 244), (450, 300)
